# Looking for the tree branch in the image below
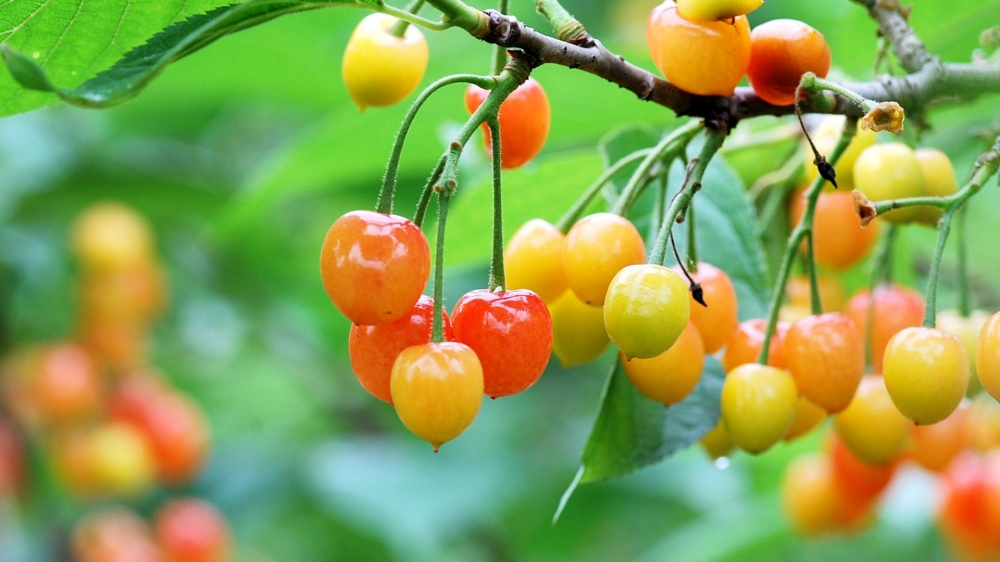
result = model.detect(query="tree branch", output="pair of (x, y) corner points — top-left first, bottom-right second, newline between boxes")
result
(850, 0), (935, 74)
(464, 9), (999, 127)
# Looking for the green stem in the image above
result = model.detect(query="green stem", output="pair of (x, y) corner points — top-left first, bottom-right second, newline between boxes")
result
(491, 0), (510, 75)
(610, 120), (704, 216)
(923, 209), (955, 328)
(432, 188), (453, 343)
(414, 156), (447, 227)
(377, 3), (453, 31)
(686, 202), (698, 271)
(487, 117), (506, 291)
(957, 206), (971, 317)
(554, 149), (654, 233)
(536, 0), (589, 44)
(377, 73), (496, 214)
(389, 0), (426, 37)
(419, 0), (484, 33)
(649, 130), (725, 266)
(650, 172), (668, 242)
(805, 233), (822, 314)
(758, 125), (857, 364)
(801, 73), (878, 113)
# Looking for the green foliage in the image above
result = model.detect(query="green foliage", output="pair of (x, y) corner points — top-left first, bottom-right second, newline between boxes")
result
(0, 1), (376, 112)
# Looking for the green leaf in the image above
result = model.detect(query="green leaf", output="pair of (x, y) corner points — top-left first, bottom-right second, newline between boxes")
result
(0, 0), (374, 112)
(579, 357), (724, 484)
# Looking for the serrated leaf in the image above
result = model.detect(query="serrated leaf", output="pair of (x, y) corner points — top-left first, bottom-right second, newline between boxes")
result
(0, 0), (375, 112)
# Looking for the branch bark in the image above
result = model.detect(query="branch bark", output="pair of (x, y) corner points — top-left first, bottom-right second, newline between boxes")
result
(464, 6), (1000, 128)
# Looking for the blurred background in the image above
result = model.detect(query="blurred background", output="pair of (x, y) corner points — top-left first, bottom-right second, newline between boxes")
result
(1, 0), (1000, 560)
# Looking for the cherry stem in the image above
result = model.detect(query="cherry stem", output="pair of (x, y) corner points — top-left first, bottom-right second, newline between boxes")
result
(864, 224), (896, 367)
(414, 156), (447, 227)
(487, 117), (506, 292)
(686, 201), (698, 272)
(491, 0), (510, 76)
(649, 130), (725, 266)
(923, 208), (955, 329)
(536, 0), (590, 45)
(431, 188), (453, 343)
(389, 0), (427, 38)
(650, 170), (668, 243)
(377, 73), (497, 215)
(554, 148), (654, 234)
(377, 3), (453, 31)
(800, 73), (877, 114)
(757, 121), (856, 364)
(611, 120), (704, 216)
(957, 206), (971, 317)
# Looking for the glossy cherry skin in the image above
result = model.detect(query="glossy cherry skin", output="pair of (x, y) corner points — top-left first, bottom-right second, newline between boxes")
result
(647, 1), (751, 96)
(784, 313), (865, 414)
(350, 295), (453, 403)
(622, 322), (704, 406)
(747, 19), (831, 106)
(504, 219), (568, 304)
(465, 78), (551, 170)
(915, 148), (958, 226)
(548, 291), (610, 368)
(854, 143), (927, 224)
(676, 0), (762, 21)
(672, 262), (738, 354)
(789, 189), (880, 271)
(834, 375), (911, 466)
(342, 13), (428, 111)
(109, 374), (210, 485)
(977, 311), (1000, 402)
(722, 318), (789, 373)
(721, 363), (798, 454)
(451, 289), (552, 398)
(390, 342), (484, 451)
(604, 264), (690, 360)
(320, 210), (430, 326)
(563, 213), (646, 306)
(846, 284), (925, 373)
(155, 498), (232, 562)
(883, 326), (969, 425)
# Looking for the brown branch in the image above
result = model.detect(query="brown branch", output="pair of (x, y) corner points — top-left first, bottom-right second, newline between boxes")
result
(474, 10), (1000, 128)
(851, 0), (936, 74)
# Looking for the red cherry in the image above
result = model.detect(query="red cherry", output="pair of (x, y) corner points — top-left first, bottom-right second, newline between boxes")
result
(350, 295), (453, 403)
(451, 289), (553, 398)
(320, 210), (430, 326)
(465, 78), (551, 170)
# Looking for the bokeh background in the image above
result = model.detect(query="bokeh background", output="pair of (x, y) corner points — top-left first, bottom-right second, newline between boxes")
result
(2, 0), (1000, 560)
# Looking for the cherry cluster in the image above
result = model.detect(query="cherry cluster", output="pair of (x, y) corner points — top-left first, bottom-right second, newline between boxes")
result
(0, 203), (230, 562)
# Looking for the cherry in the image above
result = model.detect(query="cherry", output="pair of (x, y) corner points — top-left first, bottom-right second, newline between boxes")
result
(341, 13), (429, 111)
(834, 375), (910, 466)
(563, 213), (646, 306)
(465, 78), (551, 170)
(883, 326), (969, 425)
(503, 219), (568, 304)
(977, 311), (1000, 402)
(390, 342), (484, 451)
(747, 19), (831, 106)
(621, 322), (705, 406)
(845, 284), (925, 373)
(451, 289), (552, 398)
(548, 291), (610, 368)
(29, 342), (102, 423)
(320, 210), (430, 326)
(783, 312), (865, 414)
(789, 188), (880, 271)
(721, 318), (789, 373)
(672, 262), (738, 354)
(350, 295), (453, 403)
(721, 363), (798, 454)
(73, 508), (163, 562)
(604, 264), (690, 360)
